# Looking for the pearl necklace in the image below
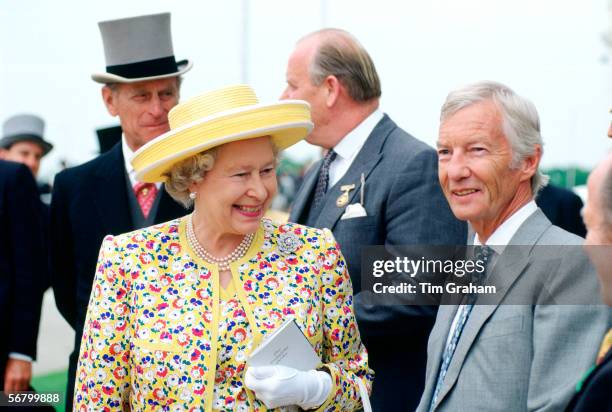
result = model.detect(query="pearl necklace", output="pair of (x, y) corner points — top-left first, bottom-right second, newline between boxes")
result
(186, 214), (254, 271)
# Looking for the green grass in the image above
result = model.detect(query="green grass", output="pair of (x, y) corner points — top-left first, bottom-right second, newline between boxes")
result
(31, 369), (67, 412)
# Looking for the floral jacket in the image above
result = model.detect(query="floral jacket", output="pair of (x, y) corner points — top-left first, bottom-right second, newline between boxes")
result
(74, 217), (373, 411)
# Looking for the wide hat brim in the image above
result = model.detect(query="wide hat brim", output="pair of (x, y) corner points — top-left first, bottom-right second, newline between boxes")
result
(0, 134), (53, 156)
(132, 100), (312, 183)
(91, 59), (192, 84)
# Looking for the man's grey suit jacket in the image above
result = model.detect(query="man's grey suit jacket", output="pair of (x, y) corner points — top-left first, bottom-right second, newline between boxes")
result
(417, 209), (611, 412)
(290, 114), (467, 411)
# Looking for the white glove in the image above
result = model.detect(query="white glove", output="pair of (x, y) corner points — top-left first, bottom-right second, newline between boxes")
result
(245, 365), (332, 410)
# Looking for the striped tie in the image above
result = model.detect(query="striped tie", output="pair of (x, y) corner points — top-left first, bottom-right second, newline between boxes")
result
(429, 246), (493, 411)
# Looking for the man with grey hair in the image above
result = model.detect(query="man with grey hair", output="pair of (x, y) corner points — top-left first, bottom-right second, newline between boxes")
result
(283, 28), (466, 411)
(418, 81), (610, 411)
(49, 13), (190, 410)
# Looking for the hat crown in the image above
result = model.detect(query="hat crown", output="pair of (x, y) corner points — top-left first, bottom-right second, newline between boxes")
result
(92, 12), (192, 83)
(169, 85), (259, 130)
(3, 114), (44, 138)
(98, 12), (173, 66)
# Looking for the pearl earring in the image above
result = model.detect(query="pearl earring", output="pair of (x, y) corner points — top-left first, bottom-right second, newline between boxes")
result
(189, 192), (197, 200)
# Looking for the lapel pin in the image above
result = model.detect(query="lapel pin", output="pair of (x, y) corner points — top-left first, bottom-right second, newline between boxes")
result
(336, 183), (355, 207)
(340, 173), (368, 220)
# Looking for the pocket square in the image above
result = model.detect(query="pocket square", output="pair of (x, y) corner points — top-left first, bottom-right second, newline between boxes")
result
(341, 203), (368, 220)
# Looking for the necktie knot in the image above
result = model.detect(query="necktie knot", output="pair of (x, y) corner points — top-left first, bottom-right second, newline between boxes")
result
(472, 245), (494, 285)
(323, 149), (337, 167)
(475, 245), (494, 262)
(133, 182), (158, 219)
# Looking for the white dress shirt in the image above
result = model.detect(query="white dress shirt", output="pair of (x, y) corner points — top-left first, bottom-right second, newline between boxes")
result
(444, 200), (538, 348)
(329, 109), (383, 187)
(122, 136), (161, 189)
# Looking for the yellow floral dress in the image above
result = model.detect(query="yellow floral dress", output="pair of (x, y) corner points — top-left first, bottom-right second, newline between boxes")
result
(74, 217), (373, 411)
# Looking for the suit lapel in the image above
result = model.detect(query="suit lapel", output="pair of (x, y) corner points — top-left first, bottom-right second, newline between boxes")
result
(313, 115), (394, 230)
(93, 144), (133, 235)
(289, 161), (321, 224)
(315, 153), (382, 230)
(435, 209), (551, 406)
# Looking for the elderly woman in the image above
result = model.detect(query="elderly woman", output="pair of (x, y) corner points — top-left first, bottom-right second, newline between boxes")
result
(73, 85), (373, 411)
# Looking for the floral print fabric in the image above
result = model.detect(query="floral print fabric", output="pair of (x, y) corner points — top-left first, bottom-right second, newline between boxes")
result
(74, 217), (373, 411)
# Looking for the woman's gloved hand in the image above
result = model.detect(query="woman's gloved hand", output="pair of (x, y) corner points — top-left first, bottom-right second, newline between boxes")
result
(245, 365), (332, 410)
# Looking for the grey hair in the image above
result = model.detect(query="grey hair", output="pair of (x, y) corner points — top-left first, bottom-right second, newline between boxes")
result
(440, 80), (549, 194)
(302, 28), (381, 102)
(163, 137), (280, 208)
(164, 148), (217, 208)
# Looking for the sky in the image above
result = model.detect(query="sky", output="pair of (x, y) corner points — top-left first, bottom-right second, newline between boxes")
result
(1, 0), (611, 183)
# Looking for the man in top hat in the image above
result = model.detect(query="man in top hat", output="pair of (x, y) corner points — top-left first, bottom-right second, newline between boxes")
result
(282, 29), (467, 411)
(49, 12), (191, 410)
(1, 114), (54, 293)
(0, 114), (53, 180)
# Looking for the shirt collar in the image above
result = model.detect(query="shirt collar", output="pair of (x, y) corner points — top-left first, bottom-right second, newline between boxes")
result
(474, 200), (538, 252)
(121, 135), (137, 187)
(333, 109), (383, 160)
(122, 136), (163, 189)
(121, 134), (162, 189)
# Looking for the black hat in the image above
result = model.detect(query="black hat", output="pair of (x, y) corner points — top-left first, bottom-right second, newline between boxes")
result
(96, 125), (123, 153)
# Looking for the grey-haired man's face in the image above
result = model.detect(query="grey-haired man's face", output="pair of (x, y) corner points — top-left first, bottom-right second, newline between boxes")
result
(437, 100), (537, 235)
(102, 77), (180, 152)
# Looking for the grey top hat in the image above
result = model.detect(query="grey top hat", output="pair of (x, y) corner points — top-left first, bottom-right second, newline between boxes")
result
(91, 12), (192, 84)
(1, 114), (53, 156)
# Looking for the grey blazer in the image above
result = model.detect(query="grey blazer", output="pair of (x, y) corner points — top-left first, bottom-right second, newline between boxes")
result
(290, 114), (467, 411)
(417, 210), (611, 412)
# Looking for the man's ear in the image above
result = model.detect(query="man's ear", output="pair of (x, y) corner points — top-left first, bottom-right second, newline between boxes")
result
(323, 75), (341, 108)
(101, 86), (119, 117)
(519, 144), (542, 182)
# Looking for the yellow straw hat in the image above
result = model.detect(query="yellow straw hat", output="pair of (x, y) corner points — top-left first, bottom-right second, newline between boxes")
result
(131, 84), (313, 182)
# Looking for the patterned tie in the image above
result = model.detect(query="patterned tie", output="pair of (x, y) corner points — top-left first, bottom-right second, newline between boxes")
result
(429, 245), (494, 411)
(311, 149), (337, 209)
(133, 182), (158, 219)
